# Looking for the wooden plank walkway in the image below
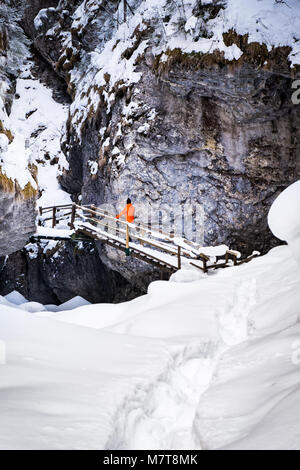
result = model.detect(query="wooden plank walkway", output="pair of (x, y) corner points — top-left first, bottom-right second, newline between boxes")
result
(34, 203), (260, 277)
(77, 225), (177, 274)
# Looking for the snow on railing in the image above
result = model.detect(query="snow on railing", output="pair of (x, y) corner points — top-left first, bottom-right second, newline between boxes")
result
(37, 203), (260, 274)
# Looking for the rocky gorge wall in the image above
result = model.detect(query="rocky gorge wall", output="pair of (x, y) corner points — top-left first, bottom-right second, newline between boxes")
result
(0, 239), (141, 304)
(1, 0), (300, 303)
(0, 0), (37, 257)
(74, 54), (300, 255)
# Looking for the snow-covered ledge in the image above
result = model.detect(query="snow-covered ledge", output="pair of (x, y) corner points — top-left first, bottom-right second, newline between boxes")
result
(268, 180), (300, 266)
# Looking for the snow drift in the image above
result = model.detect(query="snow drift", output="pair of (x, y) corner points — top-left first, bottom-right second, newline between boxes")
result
(268, 180), (300, 265)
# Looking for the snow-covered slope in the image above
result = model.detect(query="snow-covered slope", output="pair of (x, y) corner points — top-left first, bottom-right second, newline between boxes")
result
(0, 2), (35, 192)
(0, 99), (36, 191)
(9, 61), (71, 207)
(0, 1), (71, 256)
(0, 241), (299, 449)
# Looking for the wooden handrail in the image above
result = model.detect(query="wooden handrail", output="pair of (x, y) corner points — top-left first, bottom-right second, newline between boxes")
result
(37, 203), (260, 274)
(79, 214), (182, 258)
(40, 203), (73, 213)
(75, 204), (198, 256)
(43, 203), (183, 246)
(76, 204), (173, 239)
(40, 203), (193, 250)
(39, 203), (197, 260)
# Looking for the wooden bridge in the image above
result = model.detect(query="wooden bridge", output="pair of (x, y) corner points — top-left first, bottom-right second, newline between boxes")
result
(34, 203), (260, 279)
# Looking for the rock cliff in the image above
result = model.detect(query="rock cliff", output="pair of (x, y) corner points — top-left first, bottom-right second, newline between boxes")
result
(24, 1), (300, 256)
(1, 0), (300, 301)
(0, 239), (141, 304)
(0, 0), (37, 257)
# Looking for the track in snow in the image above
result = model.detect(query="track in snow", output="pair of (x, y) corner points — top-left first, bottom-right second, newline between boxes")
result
(105, 280), (257, 450)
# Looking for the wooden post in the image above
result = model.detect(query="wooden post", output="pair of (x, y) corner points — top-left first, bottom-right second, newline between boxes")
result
(177, 246), (181, 270)
(159, 210), (162, 235)
(125, 222), (130, 256)
(90, 204), (97, 226)
(140, 224), (145, 247)
(226, 250), (238, 266)
(52, 207), (57, 228)
(203, 258), (208, 274)
(170, 211), (174, 239)
(70, 203), (76, 230)
(38, 206), (43, 227)
(104, 210), (108, 232)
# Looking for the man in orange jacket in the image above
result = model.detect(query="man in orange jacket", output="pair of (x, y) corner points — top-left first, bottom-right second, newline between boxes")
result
(116, 198), (135, 255)
(116, 198), (135, 223)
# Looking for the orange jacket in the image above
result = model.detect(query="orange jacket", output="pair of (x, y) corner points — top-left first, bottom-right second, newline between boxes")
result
(116, 203), (135, 223)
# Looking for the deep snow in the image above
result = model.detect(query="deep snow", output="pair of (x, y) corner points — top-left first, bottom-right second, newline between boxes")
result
(268, 180), (300, 265)
(0, 240), (300, 449)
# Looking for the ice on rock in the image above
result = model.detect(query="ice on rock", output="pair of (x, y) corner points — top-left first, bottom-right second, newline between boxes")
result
(268, 181), (300, 265)
(4, 291), (28, 306)
(1, 292), (90, 313)
(0, 295), (18, 308)
(56, 296), (91, 312)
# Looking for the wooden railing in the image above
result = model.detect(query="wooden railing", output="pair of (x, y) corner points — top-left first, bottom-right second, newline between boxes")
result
(38, 203), (185, 270)
(38, 204), (74, 229)
(37, 203), (260, 273)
